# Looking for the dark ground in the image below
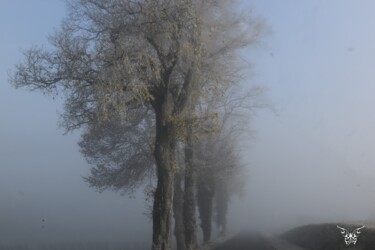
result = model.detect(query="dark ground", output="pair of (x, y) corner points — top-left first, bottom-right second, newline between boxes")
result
(210, 223), (375, 250)
(211, 232), (275, 250)
(209, 232), (305, 250)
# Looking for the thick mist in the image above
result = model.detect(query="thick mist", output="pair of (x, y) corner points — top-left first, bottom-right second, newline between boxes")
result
(228, 0), (375, 234)
(2, 0), (375, 248)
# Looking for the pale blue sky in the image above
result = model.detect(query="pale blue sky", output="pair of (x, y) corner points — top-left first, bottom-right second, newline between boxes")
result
(239, 0), (375, 231)
(2, 0), (375, 243)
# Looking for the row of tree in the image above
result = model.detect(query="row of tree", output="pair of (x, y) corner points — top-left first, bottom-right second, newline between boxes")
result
(80, 85), (260, 250)
(10, 0), (264, 249)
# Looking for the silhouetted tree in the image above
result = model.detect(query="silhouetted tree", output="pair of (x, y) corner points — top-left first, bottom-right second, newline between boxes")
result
(194, 86), (264, 242)
(213, 135), (245, 237)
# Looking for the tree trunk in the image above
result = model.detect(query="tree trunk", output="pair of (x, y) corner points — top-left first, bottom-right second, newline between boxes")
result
(152, 151), (175, 250)
(197, 178), (215, 243)
(173, 172), (185, 250)
(215, 180), (229, 237)
(183, 130), (197, 250)
(152, 96), (176, 250)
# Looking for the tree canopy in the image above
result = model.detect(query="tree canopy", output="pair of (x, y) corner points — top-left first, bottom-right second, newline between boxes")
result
(10, 1), (264, 249)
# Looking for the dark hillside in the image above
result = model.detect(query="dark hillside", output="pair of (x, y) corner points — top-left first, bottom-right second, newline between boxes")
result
(281, 223), (375, 250)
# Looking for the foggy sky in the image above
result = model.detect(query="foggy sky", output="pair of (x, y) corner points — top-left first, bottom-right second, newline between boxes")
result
(2, 0), (375, 244)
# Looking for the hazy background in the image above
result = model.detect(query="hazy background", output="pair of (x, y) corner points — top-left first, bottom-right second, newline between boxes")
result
(2, 0), (375, 245)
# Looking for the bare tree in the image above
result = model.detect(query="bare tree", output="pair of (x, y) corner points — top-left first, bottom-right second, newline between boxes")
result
(10, 0), (262, 249)
(213, 135), (245, 237)
(193, 86), (265, 242)
(195, 124), (245, 242)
